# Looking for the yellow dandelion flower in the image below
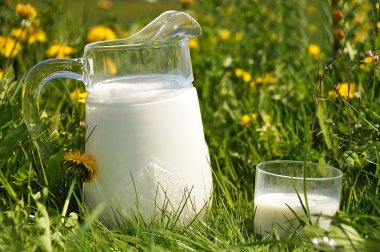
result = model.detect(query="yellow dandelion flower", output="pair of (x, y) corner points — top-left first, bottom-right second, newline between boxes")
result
(251, 112), (258, 119)
(97, 0), (112, 10)
(263, 73), (276, 84)
(63, 150), (97, 182)
(86, 25), (116, 42)
(0, 36), (22, 58)
(308, 43), (320, 59)
(70, 88), (88, 103)
(10, 27), (27, 41)
(16, 4), (37, 20)
(46, 44), (74, 58)
(11, 26), (47, 44)
(220, 28), (231, 41)
(377, 22), (380, 30)
(376, 3), (379, 10)
(188, 38), (199, 49)
(235, 32), (243, 42)
(242, 71), (252, 82)
(328, 82), (357, 99)
(256, 74), (275, 84)
(235, 68), (243, 77)
(241, 113), (258, 126)
(28, 27), (47, 44)
(241, 114), (252, 126)
(363, 56), (374, 64)
(256, 76), (264, 84)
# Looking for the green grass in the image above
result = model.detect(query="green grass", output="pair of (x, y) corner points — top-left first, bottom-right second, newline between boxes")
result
(1, 0), (380, 251)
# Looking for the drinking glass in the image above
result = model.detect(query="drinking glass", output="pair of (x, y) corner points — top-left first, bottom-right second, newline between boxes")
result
(254, 160), (343, 235)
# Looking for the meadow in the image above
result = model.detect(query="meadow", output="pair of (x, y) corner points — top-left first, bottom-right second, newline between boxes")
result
(0, 0), (380, 251)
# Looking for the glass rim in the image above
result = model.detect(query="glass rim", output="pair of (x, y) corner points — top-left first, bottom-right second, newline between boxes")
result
(84, 39), (188, 51)
(256, 160), (343, 181)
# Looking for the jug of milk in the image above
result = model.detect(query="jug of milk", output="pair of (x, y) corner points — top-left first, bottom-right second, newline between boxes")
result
(22, 11), (212, 225)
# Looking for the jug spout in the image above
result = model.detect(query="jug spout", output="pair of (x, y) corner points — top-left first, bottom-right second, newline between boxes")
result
(85, 11), (201, 49)
(131, 10), (202, 44)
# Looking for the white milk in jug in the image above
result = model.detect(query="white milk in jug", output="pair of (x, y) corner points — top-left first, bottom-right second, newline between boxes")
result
(84, 75), (212, 224)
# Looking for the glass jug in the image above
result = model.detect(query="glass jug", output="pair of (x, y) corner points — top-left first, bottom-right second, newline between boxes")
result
(22, 11), (213, 225)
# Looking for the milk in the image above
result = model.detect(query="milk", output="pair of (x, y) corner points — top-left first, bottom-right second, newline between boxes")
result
(84, 76), (212, 225)
(254, 193), (339, 235)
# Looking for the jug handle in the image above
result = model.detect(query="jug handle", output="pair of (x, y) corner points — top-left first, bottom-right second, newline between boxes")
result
(22, 58), (85, 164)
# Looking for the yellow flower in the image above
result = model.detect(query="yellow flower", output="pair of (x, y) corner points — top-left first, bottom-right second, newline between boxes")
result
(11, 26), (47, 44)
(363, 56), (374, 64)
(376, 2), (379, 10)
(188, 38), (199, 49)
(251, 113), (258, 120)
(0, 68), (3, 79)
(235, 32), (243, 42)
(377, 22), (380, 30)
(63, 150), (97, 182)
(256, 73), (276, 84)
(328, 83), (357, 99)
(70, 88), (88, 103)
(241, 113), (258, 126)
(97, 0), (112, 10)
(86, 25), (116, 42)
(0, 36), (22, 58)
(27, 27), (47, 44)
(308, 43), (320, 59)
(10, 27), (27, 41)
(235, 68), (243, 77)
(220, 28), (231, 41)
(46, 44), (74, 58)
(16, 3), (37, 20)
(234, 68), (252, 82)
(242, 71), (252, 82)
(241, 114), (251, 126)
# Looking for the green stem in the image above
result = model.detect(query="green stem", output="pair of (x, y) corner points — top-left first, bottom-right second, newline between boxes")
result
(61, 177), (77, 217)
